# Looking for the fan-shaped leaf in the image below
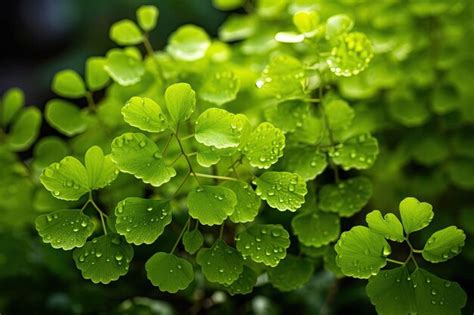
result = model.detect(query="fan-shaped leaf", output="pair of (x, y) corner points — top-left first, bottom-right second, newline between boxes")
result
(115, 197), (172, 245)
(35, 210), (94, 250)
(242, 122), (285, 169)
(145, 252), (194, 293)
(73, 234), (134, 284)
(197, 239), (244, 285)
(111, 133), (176, 187)
(187, 185), (237, 225)
(254, 171), (307, 211)
(235, 224), (290, 267)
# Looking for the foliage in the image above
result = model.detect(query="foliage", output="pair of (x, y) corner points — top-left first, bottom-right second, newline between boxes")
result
(0, 1), (473, 314)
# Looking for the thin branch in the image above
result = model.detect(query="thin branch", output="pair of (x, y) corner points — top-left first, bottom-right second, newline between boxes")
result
(192, 173), (239, 182)
(170, 218), (190, 254)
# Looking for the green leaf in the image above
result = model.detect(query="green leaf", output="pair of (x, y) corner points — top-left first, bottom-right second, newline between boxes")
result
(136, 5), (159, 31)
(40, 156), (89, 201)
(388, 89), (430, 127)
(257, 55), (305, 100)
(319, 177), (372, 217)
(111, 133), (176, 187)
(197, 239), (244, 285)
(329, 134), (379, 170)
(275, 146), (327, 181)
(195, 144), (221, 167)
(7, 107), (42, 151)
(73, 234), (134, 284)
(447, 158), (474, 190)
(115, 197), (172, 245)
(121, 96), (168, 132)
(293, 10), (319, 36)
(325, 99), (355, 130)
(199, 71), (240, 105)
(218, 14), (257, 42)
(104, 50), (145, 86)
(399, 197), (433, 235)
(213, 0), (244, 10)
(187, 185), (237, 225)
(367, 267), (467, 315)
(327, 32), (373, 77)
(224, 266), (257, 295)
(290, 114), (325, 145)
(335, 226), (390, 279)
(324, 246), (344, 278)
(51, 69), (86, 98)
(35, 210), (94, 250)
(33, 136), (69, 170)
(292, 210), (340, 247)
(264, 100), (310, 133)
(223, 181), (261, 223)
(267, 254), (314, 291)
(85, 146), (118, 190)
(85, 57), (110, 91)
(145, 252), (194, 293)
(1, 87), (24, 126)
(195, 108), (250, 149)
(254, 171), (307, 212)
(182, 228), (204, 255)
(45, 99), (87, 136)
(325, 14), (353, 40)
(110, 19), (143, 45)
(235, 224), (290, 267)
(242, 122), (285, 169)
(366, 210), (404, 242)
(422, 226), (465, 263)
(164, 82), (196, 124)
(167, 24), (211, 61)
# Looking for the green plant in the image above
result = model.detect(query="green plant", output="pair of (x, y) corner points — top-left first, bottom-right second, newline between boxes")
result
(0, 1), (471, 314)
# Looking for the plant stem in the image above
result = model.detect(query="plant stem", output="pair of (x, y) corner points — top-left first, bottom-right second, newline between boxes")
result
(173, 171), (190, 197)
(162, 134), (173, 155)
(88, 192), (108, 235)
(85, 92), (96, 112)
(192, 173), (238, 182)
(386, 258), (405, 265)
(169, 153), (183, 166)
(170, 218), (190, 254)
(175, 124), (201, 186)
(180, 134), (195, 141)
(142, 33), (164, 82)
(219, 223), (225, 239)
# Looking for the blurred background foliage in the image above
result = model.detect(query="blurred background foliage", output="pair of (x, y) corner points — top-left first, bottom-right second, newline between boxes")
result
(1, 0), (473, 314)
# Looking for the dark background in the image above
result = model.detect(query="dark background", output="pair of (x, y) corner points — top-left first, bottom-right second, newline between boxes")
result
(0, 0), (227, 108)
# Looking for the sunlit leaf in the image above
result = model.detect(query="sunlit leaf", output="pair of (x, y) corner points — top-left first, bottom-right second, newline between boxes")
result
(110, 19), (143, 45)
(121, 96), (168, 132)
(335, 226), (390, 279)
(35, 209), (94, 250)
(254, 171), (307, 212)
(115, 197), (172, 245)
(111, 133), (176, 187)
(242, 122), (285, 169)
(52, 69), (87, 98)
(422, 226), (465, 263)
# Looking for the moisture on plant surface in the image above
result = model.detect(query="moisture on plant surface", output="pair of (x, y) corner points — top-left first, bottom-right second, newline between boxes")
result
(1, 1), (473, 314)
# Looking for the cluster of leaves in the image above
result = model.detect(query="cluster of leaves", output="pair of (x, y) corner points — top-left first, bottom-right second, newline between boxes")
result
(336, 197), (467, 314)
(32, 2), (380, 294)
(0, 0), (471, 314)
